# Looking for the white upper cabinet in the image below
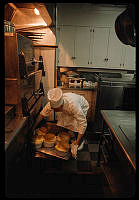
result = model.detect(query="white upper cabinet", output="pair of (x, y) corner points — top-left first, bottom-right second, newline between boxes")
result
(57, 26), (91, 67)
(74, 26), (90, 67)
(57, 26), (75, 67)
(106, 28), (124, 69)
(56, 3), (136, 70)
(90, 27), (110, 68)
(122, 45), (136, 70)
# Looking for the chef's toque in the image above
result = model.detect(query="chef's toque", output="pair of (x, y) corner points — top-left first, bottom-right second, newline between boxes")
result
(47, 88), (63, 108)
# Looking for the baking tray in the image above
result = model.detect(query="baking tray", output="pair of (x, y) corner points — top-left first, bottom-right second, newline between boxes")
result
(36, 147), (71, 160)
(33, 122), (74, 160)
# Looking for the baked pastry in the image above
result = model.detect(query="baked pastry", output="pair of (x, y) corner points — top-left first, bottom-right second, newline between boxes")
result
(43, 133), (56, 148)
(38, 126), (47, 136)
(57, 132), (70, 142)
(32, 135), (44, 149)
(45, 133), (56, 142)
(55, 141), (70, 152)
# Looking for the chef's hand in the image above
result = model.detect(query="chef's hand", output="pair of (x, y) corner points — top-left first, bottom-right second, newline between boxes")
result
(71, 142), (78, 159)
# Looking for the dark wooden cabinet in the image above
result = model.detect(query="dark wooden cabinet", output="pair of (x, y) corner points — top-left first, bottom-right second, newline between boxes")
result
(5, 33), (19, 78)
(5, 33), (22, 116)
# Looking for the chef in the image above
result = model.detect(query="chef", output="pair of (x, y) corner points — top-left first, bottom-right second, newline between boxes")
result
(33, 88), (89, 159)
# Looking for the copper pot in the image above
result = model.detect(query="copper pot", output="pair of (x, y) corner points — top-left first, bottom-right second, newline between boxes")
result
(115, 4), (136, 47)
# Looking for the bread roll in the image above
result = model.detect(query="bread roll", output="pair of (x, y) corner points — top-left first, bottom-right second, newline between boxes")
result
(32, 135), (44, 144)
(32, 135), (44, 149)
(57, 132), (70, 142)
(38, 126), (47, 136)
(55, 140), (70, 152)
(43, 133), (56, 148)
(44, 133), (56, 142)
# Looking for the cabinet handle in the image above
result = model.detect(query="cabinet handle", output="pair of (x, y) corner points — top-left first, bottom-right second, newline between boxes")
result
(72, 56), (76, 59)
(88, 61), (89, 64)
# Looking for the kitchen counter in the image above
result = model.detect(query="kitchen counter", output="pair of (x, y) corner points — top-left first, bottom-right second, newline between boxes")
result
(58, 86), (97, 91)
(100, 110), (136, 170)
(5, 116), (28, 151)
(100, 77), (135, 83)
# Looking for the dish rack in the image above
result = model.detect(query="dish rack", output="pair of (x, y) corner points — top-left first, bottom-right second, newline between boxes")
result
(67, 77), (85, 88)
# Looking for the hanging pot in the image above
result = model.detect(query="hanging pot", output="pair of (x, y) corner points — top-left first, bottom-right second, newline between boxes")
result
(115, 4), (136, 47)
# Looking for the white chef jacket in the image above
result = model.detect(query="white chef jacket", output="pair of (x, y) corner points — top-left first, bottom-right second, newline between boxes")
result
(40, 92), (89, 135)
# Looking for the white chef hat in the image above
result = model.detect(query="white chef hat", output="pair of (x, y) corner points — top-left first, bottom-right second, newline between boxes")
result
(47, 88), (63, 108)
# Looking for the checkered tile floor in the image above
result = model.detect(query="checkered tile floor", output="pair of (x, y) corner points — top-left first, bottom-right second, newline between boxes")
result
(31, 130), (104, 174)
(6, 129), (113, 198)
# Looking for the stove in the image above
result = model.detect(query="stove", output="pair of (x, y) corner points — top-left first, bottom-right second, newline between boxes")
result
(95, 72), (136, 130)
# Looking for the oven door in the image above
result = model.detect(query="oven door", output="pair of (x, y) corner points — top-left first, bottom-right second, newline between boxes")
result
(98, 81), (124, 110)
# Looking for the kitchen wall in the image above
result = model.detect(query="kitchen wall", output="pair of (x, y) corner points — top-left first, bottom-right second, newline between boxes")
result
(56, 3), (126, 26)
(34, 47), (56, 106)
(33, 28), (56, 119)
(17, 27), (56, 119)
(17, 34), (34, 69)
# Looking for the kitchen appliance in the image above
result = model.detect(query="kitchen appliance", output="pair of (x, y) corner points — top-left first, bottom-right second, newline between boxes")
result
(95, 72), (136, 130)
(21, 70), (44, 117)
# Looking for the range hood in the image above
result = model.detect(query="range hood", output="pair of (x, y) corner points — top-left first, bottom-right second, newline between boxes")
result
(115, 4), (136, 47)
(4, 3), (53, 42)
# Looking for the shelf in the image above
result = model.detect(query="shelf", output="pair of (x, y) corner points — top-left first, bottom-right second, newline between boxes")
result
(5, 78), (18, 81)
(33, 44), (58, 48)
(4, 32), (15, 37)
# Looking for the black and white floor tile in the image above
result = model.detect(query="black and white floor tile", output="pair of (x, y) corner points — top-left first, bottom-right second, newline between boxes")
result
(6, 129), (113, 198)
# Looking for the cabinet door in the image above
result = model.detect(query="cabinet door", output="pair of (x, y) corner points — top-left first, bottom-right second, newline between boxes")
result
(58, 26), (75, 67)
(122, 45), (136, 70)
(106, 28), (124, 69)
(90, 27), (110, 68)
(74, 26), (90, 67)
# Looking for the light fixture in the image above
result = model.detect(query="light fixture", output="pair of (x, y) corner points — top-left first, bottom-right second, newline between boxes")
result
(34, 8), (40, 15)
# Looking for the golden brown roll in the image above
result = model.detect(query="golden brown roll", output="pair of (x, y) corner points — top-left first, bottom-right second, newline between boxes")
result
(57, 132), (70, 142)
(38, 126), (47, 136)
(44, 133), (56, 142)
(32, 135), (44, 149)
(43, 133), (56, 148)
(55, 141), (70, 152)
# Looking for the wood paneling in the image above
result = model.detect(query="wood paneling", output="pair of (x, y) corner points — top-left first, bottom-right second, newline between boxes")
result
(5, 33), (22, 116)
(4, 33), (19, 78)
(5, 79), (19, 104)
(4, 4), (15, 21)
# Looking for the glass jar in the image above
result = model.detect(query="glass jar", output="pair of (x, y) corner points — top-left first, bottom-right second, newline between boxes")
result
(4, 20), (15, 33)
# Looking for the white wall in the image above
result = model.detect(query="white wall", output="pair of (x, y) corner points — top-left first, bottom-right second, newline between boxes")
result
(57, 3), (126, 27)
(33, 28), (56, 109)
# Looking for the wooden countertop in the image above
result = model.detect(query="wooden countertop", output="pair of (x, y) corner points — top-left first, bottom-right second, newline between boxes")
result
(100, 110), (136, 170)
(5, 105), (14, 114)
